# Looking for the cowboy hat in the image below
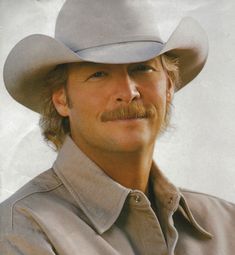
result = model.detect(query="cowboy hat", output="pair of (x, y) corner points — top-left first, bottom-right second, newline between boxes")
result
(3, 0), (208, 113)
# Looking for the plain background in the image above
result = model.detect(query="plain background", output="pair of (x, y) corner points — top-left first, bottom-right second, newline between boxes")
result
(0, 0), (235, 202)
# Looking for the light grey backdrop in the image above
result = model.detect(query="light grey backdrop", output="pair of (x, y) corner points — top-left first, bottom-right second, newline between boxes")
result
(0, 0), (235, 202)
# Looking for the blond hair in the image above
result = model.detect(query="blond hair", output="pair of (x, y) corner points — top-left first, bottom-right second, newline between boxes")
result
(39, 54), (180, 150)
(39, 64), (70, 150)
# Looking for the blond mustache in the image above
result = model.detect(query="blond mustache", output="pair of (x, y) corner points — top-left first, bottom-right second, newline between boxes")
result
(100, 102), (156, 122)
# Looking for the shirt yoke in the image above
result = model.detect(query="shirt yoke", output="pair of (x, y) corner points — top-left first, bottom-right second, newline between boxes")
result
(0, 169), (62, 236)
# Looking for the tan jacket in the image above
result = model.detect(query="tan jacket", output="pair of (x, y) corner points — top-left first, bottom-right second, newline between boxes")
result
(1, 136), (235, 255)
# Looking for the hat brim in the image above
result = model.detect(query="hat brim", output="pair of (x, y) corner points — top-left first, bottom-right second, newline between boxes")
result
(4, 17), (208, 113)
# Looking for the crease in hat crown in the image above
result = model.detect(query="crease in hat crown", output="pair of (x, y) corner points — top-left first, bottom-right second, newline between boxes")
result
(55, 0), (163, 51)
(3, 0), (209, 113)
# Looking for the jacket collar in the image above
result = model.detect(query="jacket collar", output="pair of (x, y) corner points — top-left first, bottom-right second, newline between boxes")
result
(150, 162), (212, 238)
(53, 136), (130, 234)
(53, 136), (212, 238)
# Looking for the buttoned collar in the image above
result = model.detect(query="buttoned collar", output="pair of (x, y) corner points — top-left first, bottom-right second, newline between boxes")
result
(150, 162), (212, 238)
(53, 136), (130, 234)
(53, 136), (212, 238)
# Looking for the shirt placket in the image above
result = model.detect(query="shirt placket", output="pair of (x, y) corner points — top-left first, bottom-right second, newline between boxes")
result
(127, 191), (169, 255)
(158, 195), (180, 255)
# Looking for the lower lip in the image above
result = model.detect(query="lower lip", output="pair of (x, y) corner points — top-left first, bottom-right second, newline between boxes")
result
(105, 118), (146, 123)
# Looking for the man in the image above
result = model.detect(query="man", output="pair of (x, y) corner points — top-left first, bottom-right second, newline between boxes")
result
(1, 0), (235, 254)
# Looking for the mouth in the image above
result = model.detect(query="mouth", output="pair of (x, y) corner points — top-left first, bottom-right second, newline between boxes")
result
(100, 103), (156, 122)
(101, 115), (148, 123)
(108, 115), (147, 121)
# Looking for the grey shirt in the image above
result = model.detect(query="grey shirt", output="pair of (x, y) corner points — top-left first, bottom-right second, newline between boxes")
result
(0, 136), (235, 255)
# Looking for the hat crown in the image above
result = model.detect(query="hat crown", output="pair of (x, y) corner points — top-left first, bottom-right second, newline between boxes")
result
(55, 0), (162, 51)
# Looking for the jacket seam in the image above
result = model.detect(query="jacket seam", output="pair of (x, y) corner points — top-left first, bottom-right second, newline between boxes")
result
(10, 183), (63, 231)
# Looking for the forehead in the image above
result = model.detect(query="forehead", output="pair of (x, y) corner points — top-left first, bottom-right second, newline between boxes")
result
(67, 57), (162, 71)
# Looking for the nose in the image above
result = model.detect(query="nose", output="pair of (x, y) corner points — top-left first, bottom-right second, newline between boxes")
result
(114, 72), (141, 104)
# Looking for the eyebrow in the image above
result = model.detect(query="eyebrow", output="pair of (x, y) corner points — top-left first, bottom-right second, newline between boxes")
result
(130, 58), (158, 66)
(70, 59), (158, 71)
(72, 62), (102, 70)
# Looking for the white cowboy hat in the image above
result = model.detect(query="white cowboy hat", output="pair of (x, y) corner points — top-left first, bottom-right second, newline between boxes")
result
(3, 0), (208, 113)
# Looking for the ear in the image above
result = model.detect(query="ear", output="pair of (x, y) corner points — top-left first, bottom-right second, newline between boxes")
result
(166, 77), (175, 103)
(52, 88), (69, 117)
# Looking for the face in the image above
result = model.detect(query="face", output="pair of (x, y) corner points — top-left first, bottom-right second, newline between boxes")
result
(52, 57), (174, 154)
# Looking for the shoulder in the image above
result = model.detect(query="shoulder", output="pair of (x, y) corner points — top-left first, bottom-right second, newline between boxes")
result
(180, 188), (235, 210)
(0, 169), (62, 235)
(1, 168), (62, 206)
(180, 188), (235, 234)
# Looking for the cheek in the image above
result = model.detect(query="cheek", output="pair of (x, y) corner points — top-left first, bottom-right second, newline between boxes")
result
(141, 79), (167, 105)
(69, 88), (108, 122)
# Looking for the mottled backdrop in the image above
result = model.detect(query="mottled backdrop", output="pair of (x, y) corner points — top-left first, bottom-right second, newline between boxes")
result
(0, 0), (235, 202)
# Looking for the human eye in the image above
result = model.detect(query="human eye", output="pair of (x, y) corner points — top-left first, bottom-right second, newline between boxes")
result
(131, 64), (156, 73)
(87, 71), (107, 81)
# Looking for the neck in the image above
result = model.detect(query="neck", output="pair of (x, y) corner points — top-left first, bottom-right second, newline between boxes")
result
(76, 143), (155, 194)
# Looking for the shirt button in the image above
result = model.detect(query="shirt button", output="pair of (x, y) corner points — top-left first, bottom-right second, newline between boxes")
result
(134, 195), (141, 203)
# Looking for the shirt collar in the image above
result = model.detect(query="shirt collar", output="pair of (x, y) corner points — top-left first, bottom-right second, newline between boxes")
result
(53, 136), (212, 238)
(150, 161), (181, 212)
(53, 136), (130, 234)
(150, 163), (212, 238)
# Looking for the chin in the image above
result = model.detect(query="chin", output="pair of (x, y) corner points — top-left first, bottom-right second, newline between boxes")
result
(106, 135), (153, 153)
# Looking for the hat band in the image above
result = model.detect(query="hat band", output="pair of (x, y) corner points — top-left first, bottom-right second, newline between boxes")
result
(74, 40), (164, 53)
